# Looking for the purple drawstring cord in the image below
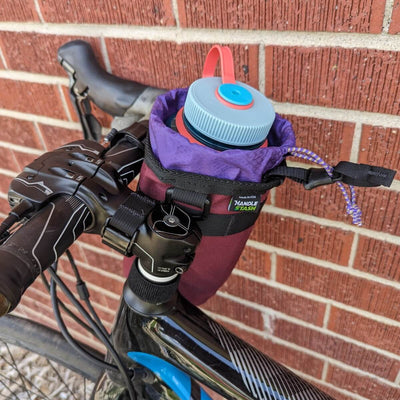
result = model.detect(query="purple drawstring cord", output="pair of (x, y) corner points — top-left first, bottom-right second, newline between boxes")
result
(285, 147), (362, 226)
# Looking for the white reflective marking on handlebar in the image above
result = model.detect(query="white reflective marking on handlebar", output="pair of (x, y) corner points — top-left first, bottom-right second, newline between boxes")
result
(52, 202), (87, 263)
(106, 147), (139, 158)
(117, 157), (144, 174)
(58, 144), (100, 155)
(32, 202), (56, 273)
(14, 178), (53, 196)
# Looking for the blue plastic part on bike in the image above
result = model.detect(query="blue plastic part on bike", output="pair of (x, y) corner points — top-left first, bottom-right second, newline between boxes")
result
(127, 352), (212, 400)
(217, 83), (253, 106)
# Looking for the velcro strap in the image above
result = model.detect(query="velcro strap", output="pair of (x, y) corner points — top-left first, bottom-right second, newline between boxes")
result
(102, 192), (156, 254)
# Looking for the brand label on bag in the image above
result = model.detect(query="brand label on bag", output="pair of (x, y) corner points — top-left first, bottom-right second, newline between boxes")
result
(228, 195), (261, 213)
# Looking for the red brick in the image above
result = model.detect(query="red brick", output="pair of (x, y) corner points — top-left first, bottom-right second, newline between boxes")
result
(202, 294), (264, 330)
(358, 186), (400, 235)
(0, 116), (43, 149)
(106, 39), (259, 90)
(0, 79), (68, 120)
(0, 173), (13, 194)
(265, 46), (400, 116)
(275, 179), (353, 223)
(61, 85), (114, 128)
(38, 0), (175, 25)
(0, 197), (10, 215)
(218, 320), (324, 379)
(328, 307), (400, 356)
(0, 0), (39, 21)
(276, 256), (400, 321)
(276, 181), (400, 234)
(273, 318), (400, 380)
(250, 212), (354, 265)
(389, 0), (400, 34)
(57, 258), (122, 311)
(38, 124), (83, 150)
(327, 365), (400, 400)
(0, 147), (19, 171)
(0, 32), (102, 76)
(354, 236), (400, 281)
(13, 150), (41, 170)
(283, 115), (355, 164)
(78, 232), (118, 253)
(236, 246), (271, 278)
(178, 0), (385, 33)
(221, 274), (326, 326)
(358, 125), (400, 180)
(82, 248), (123, 276)
(313, 384), (353, 400)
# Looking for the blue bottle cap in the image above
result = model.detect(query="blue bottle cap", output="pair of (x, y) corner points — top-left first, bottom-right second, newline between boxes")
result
(218, 83), (253, 106)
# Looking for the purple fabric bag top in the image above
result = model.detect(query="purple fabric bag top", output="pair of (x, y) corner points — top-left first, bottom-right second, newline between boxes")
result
(149, 88), (296, 181)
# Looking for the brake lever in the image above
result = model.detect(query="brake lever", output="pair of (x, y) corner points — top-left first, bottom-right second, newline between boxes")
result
(60, 57), (102, 141)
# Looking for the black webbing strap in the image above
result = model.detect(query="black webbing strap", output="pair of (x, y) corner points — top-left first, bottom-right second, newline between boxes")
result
(144, 138), (284, 196)
(266, 162), (396, 190)
(102, 192), (156, 254)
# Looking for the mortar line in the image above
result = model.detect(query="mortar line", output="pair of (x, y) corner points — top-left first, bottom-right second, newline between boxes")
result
(33, 121), (47, 151)
(258, 44), (265, 93)
(321, 360), (329, 381)
(1, 68), (400, 128)
(349, 122), (363, 163)
(270, 252), (277, 281)
(348, 233), (359, 269)
(33, 0), (45, 23)
(206, 310), (400, 389)
(0, 69), (69, 85)
(100, 37), (112, 73)
(0, 167), (20, 177)
(0, 108), (81, 129)
(272, 101), (400, 128)
(171, 0), (181, 29)
(216, 291), (400, 360)
(57, 270), (121, 299)
(395, 370), (400, 385)
(231, 268), (400, 327)
(323, 303), (332, 329)
(0, 140), (43, 155)
(0, 47), (8, 69)
(57, 83), (73, 121)
(383, 0), (395, 33)
(78, 241), (124, 259)
(247, 238), (400, 290)
(299, 374), (370, 400)
(1, 23), (400, 51)
(260, 205), (400, 245)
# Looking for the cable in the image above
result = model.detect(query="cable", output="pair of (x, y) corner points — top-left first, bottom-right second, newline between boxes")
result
(48, 264), (137, 399)
(49, 263), (118, 372)
(65, 250), (110, 339)
(41, 272), (95, 335)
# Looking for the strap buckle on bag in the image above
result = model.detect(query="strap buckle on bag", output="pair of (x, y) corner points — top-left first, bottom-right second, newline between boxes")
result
(165, 187), (211, 219)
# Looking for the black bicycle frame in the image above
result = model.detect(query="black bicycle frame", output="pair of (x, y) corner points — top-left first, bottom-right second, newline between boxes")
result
(93, 263), (334, 400)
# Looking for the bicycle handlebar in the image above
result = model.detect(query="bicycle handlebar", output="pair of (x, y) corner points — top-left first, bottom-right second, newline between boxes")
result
(58, 40), (161, 117)
(0, 195), (91, 312)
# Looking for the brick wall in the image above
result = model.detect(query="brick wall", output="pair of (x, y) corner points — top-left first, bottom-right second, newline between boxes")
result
(1, 1), (399, 399)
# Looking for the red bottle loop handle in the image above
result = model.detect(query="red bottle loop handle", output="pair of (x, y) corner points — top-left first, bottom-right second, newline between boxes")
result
(202, 45), (236, 84)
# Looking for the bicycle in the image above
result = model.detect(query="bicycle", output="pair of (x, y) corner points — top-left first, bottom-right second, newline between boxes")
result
(0, 40), (395, 400)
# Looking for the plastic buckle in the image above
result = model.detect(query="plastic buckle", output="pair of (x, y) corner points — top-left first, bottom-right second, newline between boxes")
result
(101, 219), (135, 256)
(165, 187), (210, 219)
(304, 168), (342, 190)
